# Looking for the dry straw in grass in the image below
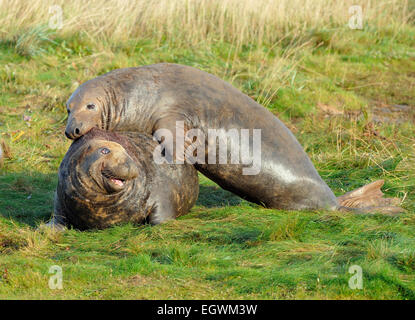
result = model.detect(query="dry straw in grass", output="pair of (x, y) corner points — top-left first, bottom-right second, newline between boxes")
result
(0, 0), (411, 104)
(0, 0), (411, 47)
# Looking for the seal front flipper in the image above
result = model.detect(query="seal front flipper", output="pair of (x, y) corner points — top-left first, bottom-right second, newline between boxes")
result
(152, 115), (195, 164)
(147, 202), (176, 225)
(43, 192), (67, 231)
(146, 158), (199, 225)
(146, 178), (193, 225)
(337, 180), (405, 215)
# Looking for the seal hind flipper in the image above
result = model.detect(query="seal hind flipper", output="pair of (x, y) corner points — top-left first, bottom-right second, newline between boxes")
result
(337, 180), (405, 214)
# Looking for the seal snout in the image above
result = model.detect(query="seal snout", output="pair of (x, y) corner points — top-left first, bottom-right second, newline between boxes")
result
(66, 109), (98, 140)
(108, 159), (140, 182)
(65, 120), (84, 140)
(98, 143), (140, 193)
(101, 159), (139, 193)
(65, 128), (80, 139)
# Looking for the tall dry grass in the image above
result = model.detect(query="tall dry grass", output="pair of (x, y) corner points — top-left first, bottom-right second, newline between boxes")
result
(0, 0), (411, 48)
(0, 0), (412, 113)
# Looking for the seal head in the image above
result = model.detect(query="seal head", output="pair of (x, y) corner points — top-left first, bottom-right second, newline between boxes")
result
(65, 82), (109, 139)
(53, 128), (199, 230)
(76, 139), (139, 194)
(56, 130), (152, 229)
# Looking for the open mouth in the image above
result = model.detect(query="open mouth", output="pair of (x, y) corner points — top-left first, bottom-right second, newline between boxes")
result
(102, 170), (126, 188)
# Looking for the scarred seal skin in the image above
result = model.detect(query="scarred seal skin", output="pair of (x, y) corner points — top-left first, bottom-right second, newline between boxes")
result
(51, 128), (199, 230)
(62, 63), (405, 216)
(65, 63), (338, 211)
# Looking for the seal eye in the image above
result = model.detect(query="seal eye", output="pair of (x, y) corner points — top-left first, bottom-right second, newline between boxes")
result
(87, 104), (96, 110)
(101, 148), (111, 155)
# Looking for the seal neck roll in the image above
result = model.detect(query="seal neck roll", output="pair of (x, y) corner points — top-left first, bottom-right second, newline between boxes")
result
(98, 82), (128, 133)
(100, 86), (115, 132)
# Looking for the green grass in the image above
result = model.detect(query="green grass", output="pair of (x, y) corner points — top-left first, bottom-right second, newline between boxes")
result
(0, 19), (414, 299)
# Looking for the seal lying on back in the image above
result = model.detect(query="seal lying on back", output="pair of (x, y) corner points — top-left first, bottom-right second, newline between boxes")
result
(51, 128), (199, 230)
(64, 63), (403, 213)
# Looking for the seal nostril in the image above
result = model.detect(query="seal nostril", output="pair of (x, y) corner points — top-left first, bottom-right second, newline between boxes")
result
(75, 128), (80, 135)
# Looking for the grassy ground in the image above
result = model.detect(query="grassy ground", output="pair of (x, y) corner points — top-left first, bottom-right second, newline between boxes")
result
(0, 0), (414, 299)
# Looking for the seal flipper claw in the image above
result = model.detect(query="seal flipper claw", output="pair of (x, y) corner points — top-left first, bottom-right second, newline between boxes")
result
(337, 180), (405, 214)
(40, 192), (67, 232)
(43, 219), (67, 232)
(37, 215), (67, 232)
